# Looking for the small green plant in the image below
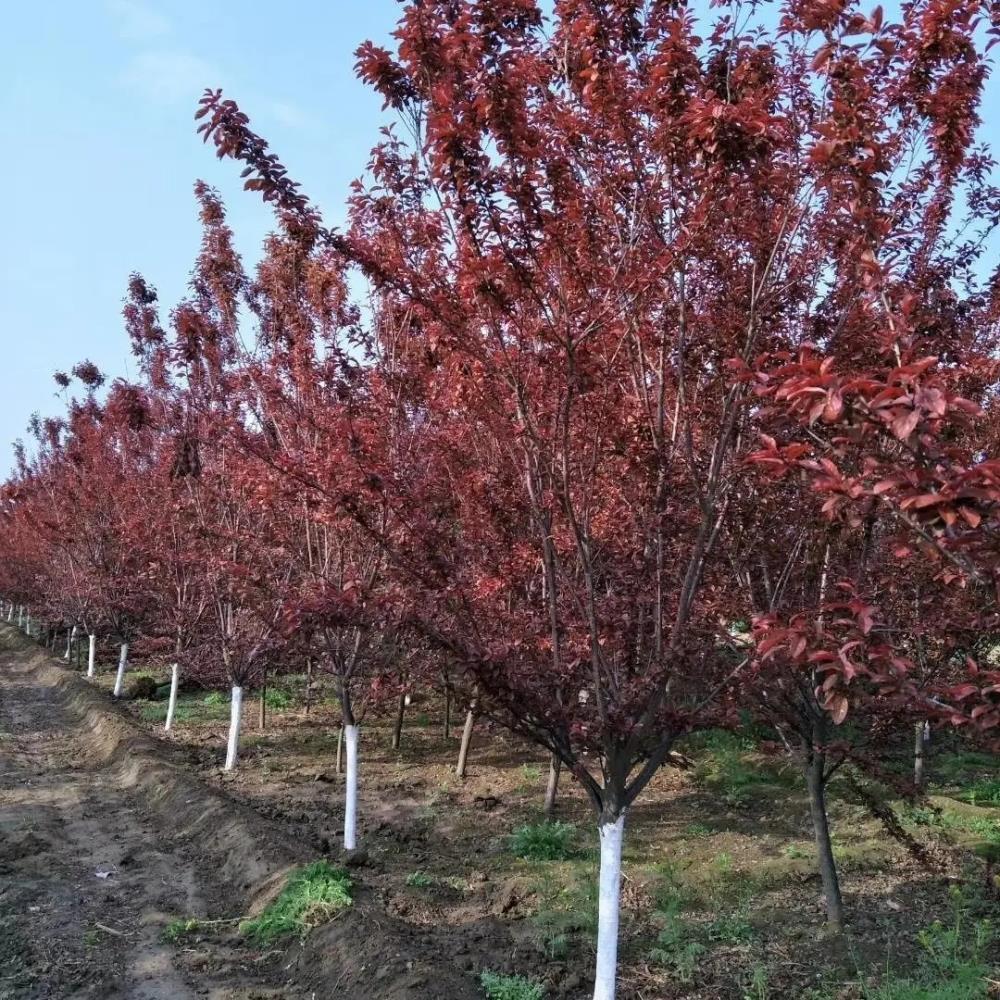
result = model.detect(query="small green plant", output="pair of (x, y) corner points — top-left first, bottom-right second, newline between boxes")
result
(783, 843), (809, 860)
(510, 821), (577, 861)
(649, 904), (705, 983)
(743, 963), (769, 1000)
(684, 821), (713, 838)
(520, 763), (543, 783)
(239, 861), (352, 943)
(863, 888), (993, 1000)
(479, 970), (546, 1000)
(263, 687), (293, 710)
(530, 864), (598, 958)
(162, 918), (202, 943)
(707, 904), (755, 944)
(405, 870), (434, 888)
(960, 778), (1000, 806)
(203, 691), (227, 706)
(713, 851), (734, 875)
(649, 877), (706, 982)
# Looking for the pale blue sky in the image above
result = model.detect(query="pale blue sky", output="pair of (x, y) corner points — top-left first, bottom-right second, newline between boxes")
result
(0, 0), (400, 473)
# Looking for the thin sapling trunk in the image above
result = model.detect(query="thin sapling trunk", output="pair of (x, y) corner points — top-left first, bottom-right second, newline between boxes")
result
(224, 685), (244, 771)
(165, 662), (180, 731)
(913, 721), (928, 788)
(456, 706), (475, 778)
(544, 753), (561, 818)
(343, 724), (360, 850)
(87, 634), (97, 677)
(805, 748), (844, 931)
(391, 691), (406, 751)
(112, 642), (129, 698)
(594, 813), (626, 1000)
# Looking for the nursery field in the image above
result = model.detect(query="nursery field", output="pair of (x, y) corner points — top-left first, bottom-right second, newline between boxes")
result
(4, 629), (997, 1000)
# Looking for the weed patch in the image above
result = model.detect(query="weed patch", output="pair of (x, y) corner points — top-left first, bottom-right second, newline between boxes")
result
(510, 821), (577, 861)
(162, 918), (202, 943)
(480, 970), (546, 1000)
(239, 861), (351, 943)
(863, 895), (993, 999)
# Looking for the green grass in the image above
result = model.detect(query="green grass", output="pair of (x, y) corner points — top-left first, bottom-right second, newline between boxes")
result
(479, 970), (546, 1000)
(239, 862), (352, 944)
(138, 691), (230, 724)
(405, 870), (434, 888)
(862, 893), (993, 1000)
(683, 730), (794, 807)
(959, 778), (1000, 807)
(263, 687), (293, 710)
(162, 918), (202, 943)
(684, 821), (713, 838)
(510, 821), (577, 861)
(529, 862), (598, 959)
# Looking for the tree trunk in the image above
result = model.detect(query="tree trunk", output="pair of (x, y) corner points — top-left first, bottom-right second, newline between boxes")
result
(544, 753), (562, 818)
(391, 692), (407, 751)
(224, 685), (244, 771)
(64, 626), (75, 661)
(87, 634), (97, 678)
(593, 813), (626, 1000)
(165, 662), (180, 732)
(75, 633), (82, 669)
(443, 686), (452, 740)
(456, 708), (475, 778)
(304, 656), (313, 716)
(259, 678), (267, 731)
(336, 725), (344, 774)
(805, 751), (844, 930)
(112, 643), (129, 698)
(343, 724), (360, 850)
(914, 721), (928, 788)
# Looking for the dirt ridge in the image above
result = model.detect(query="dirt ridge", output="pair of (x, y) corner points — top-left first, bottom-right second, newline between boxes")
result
(1, 628), (482, 999)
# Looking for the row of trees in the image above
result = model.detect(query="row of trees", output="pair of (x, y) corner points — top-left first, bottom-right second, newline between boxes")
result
(4, 3), (1000, 997)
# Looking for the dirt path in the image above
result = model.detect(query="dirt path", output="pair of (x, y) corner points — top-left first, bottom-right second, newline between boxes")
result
(0, 640), (305, 1000)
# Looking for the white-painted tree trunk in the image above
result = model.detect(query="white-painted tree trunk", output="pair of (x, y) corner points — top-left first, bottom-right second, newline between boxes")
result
(593, 814), (626, 1000)
(64, 625), (76, 661)
(165, 663), (180, 732)
(113, 642), (129, 698)
(18, 607), (24, 629)
(24, 613), (31, 636)
(223, 685), (244, 770)
(343, 724), (360, 850)
(6, 603), (12, 622)
(87, 634), (97, 677)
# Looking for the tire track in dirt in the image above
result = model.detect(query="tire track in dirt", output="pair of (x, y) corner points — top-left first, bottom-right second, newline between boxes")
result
(0, 634), (304, 999)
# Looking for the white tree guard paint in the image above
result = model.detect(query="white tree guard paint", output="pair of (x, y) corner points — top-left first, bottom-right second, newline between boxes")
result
(343, 724), (360, 850)
(6, 603), (12, 622)
(593, 814), (626, 1000)
(113, 643), (129, 698)
(224, 685), (244, 770)
(25, 613), (31, 636)
(64, 625), (76, 661)
(18, 607), (24, 628)
(165, 663), (180, 732)
(87, 634), (97, 677)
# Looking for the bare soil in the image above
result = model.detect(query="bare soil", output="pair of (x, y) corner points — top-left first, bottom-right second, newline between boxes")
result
(4, 629), (1000, 998)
